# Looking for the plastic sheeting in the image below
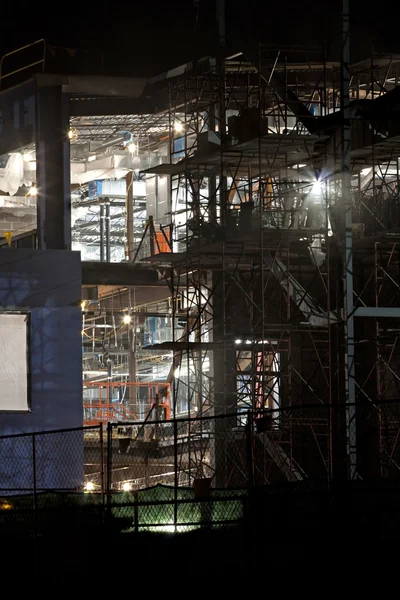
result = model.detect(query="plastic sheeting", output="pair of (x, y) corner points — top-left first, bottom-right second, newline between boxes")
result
(0, 154), (32, 196)
(72, 241), (125, 262)
(72, 168), (129, 186)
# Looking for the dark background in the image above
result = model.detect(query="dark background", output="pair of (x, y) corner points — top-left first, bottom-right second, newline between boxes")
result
(0, 0), (394, 74)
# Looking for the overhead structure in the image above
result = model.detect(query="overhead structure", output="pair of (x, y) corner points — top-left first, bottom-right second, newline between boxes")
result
(1, 36), (400, 486)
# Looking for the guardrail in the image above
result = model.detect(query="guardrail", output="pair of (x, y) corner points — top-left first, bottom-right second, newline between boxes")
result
(0, 39), (46, 90)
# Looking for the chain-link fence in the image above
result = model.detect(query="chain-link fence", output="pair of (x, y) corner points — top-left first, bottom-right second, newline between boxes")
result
(0, 425), (104, 536)
(107, 407), (331, 493)
(4, 403), (400, 535)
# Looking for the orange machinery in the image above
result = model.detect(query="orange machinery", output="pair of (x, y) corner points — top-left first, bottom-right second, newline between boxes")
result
(152, 226), (171, 255)
(83, 381), (171, 426)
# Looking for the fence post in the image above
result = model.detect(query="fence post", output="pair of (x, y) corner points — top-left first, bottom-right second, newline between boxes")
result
(32, 433), (38, 536)
(246, 411), (255, 490)
(174, 418), (178, 531)
(133, 491), (139, 533)
(99, 425), (105, 522)
(106, 422), (112, 522)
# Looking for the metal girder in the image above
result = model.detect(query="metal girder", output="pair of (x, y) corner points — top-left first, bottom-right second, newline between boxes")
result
(341, 0), (357, 480)
(354, 307), (400, 318)
(268, 256), (337, 327)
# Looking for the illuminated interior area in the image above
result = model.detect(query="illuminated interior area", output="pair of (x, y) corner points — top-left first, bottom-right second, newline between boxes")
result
(1, 44), (400, 490)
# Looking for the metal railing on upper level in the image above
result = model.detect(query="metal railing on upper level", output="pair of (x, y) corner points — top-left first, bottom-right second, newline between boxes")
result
(0, 39), (46, 91)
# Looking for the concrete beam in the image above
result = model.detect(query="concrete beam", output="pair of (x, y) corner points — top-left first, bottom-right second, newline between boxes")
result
(82, 262), (160, 286)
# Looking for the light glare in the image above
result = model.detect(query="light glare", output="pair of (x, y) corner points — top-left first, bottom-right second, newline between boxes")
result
(312, 180), (322, 193)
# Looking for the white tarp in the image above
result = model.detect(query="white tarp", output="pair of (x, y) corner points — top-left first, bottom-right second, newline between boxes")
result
(0, 314), (29, 411)
(0, 153), (32, 196)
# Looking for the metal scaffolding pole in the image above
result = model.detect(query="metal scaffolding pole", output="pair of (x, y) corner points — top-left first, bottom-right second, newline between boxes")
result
(126, 171), (135, 262)
(100, 204), (105, 262)
(341, 0), (357, 479)
(105, 202), (111, 262)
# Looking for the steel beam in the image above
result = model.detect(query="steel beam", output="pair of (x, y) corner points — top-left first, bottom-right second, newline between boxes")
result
(341, 0), (357, 479)
(354, 307), (400, 318)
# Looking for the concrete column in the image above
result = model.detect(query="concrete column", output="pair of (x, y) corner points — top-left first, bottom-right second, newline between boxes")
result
(35, 86), (71, 250)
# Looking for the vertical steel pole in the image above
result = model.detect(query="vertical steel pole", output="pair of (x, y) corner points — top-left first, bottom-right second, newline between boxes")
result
(173, 418), (178, 531)
(126, 171), (135, 262)
(99, 425), (105, 521)
(128, 287), (137, 415)
(208, 106), (217, 222)
(217, 0), (225, 49)
(106, 422), (112, 519)
(342, 0), (357, 479)
(246, 411), (255, 489)
(105, 202), (111, 262)
(32, 434), (38, 529)
(100, 204), (105, 262)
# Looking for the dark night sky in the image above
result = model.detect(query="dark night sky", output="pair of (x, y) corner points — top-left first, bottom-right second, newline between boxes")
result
(0, 0), (394, 74)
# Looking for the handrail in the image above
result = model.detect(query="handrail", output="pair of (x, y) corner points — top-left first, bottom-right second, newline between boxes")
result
(0, 39), (46, 90)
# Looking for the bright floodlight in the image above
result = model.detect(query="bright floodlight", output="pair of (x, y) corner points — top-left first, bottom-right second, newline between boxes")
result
(29, 186), (37, 196)
(85, 481), (95, 491)
(122, 482), (132, 492)
(312, 180), (322, 193)
(22, 152), (31, 162)
(123, 314), (132, 324)
(174, 121), (184, 133)
(128, 143), (136, 154)
(68, 130), (73, 139)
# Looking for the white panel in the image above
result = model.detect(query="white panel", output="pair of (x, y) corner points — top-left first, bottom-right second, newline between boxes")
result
(101, 179), (127, 196)
(146, 176), (156, 218)
(0, 314), (28, 411)
(157, 176), (169, 220)
(132, 181), (146, 196)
